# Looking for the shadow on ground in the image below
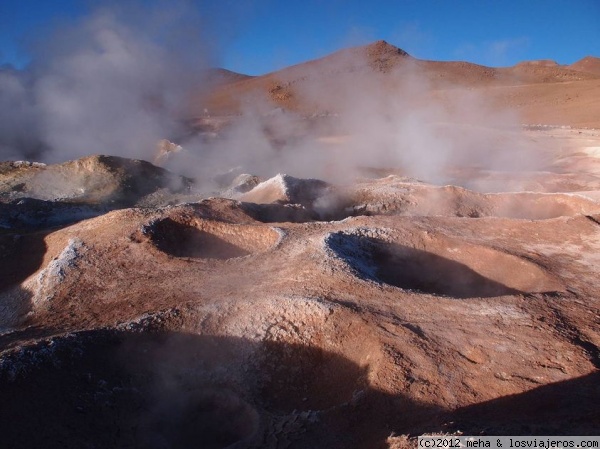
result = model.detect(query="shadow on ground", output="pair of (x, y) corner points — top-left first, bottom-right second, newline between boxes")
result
(0, 230), (47, 331)
(445, 370), (600, 436)
(0, 329), (597, 449)
(0, 231), (47, 291)
(0, 330), (378, 449)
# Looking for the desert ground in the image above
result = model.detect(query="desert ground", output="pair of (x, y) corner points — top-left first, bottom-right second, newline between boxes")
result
(1, 42), (599, 448)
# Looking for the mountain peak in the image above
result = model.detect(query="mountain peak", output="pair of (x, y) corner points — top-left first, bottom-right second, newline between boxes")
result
(363, 40), (410, 58)
(569, 55), (600, 75)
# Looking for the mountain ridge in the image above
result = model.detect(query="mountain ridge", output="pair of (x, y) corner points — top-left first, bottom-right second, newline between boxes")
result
(195, 40), (600, 128)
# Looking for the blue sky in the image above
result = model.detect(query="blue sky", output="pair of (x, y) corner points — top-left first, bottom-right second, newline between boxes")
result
(1, 0), (599, 75)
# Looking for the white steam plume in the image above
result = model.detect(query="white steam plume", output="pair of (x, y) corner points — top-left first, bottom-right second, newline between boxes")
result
(0, 1), (213, 163)
(171, 45), (541, 189)
(1, 9), (543, 192)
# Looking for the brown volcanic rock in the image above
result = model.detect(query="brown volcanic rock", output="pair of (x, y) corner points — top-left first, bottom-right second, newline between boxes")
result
(356, 39), (410, 72)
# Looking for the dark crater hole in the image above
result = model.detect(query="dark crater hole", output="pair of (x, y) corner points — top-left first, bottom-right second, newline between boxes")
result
(148, 218), (250, 259)
(0, 330), (368, 449)
(372, 242), (521, 298)
(328, 233), (522, 298)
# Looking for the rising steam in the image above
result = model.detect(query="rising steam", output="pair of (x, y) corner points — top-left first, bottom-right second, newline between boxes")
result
(1, 3), (541, 189)
(0, 1), (212, 162)
(166, 44), (541, 188)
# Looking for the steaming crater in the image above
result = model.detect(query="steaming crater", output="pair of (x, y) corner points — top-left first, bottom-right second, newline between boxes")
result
(0, 329), (369, 447)
(326, 231), (563, 298)
(143, 217), (281, 260)
(240, 174), (329, 207)
(144, 388), (260, 449)
(0, 156), (192, 206)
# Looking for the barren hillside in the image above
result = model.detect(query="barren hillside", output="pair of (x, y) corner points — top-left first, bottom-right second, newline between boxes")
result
(195, 41), (600, 129)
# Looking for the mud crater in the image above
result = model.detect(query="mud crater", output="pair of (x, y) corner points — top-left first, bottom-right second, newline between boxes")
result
(0, 329), (368, 448)
(143, 387), (259, 449)
(327, 231), (563, 298)
(143, 217), (281, 260)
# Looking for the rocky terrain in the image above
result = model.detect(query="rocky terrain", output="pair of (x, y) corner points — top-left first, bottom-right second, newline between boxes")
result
(1, 42), (600, 448)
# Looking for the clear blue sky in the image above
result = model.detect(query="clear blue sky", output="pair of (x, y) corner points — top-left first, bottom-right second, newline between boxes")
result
(1, 0), (599, 75)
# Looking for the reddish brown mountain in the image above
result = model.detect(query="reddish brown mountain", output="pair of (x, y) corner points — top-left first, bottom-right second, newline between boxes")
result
(194, 41), (600, 128)
(569, 55), (600, 75)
